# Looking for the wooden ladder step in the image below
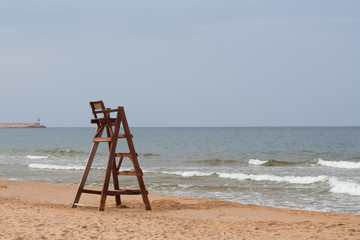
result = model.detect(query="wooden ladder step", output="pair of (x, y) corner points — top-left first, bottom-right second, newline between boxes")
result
(110, 189), (143, 195)
(82, 188), (144, 195)
(115, 152), (138, 158)
(93, 137), (112, 142)
(82, 189), (102, 195)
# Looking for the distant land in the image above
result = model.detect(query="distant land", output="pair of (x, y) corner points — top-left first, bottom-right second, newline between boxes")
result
(0, 123), (46, 128)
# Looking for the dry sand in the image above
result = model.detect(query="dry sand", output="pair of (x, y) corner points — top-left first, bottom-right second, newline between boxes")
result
(0, 178), (359, 239)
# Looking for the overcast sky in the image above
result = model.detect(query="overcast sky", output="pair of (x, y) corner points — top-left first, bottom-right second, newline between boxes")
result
(1, 1), (359, 127)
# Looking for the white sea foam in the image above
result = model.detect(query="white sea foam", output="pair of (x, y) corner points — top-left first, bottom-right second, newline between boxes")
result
(316, 158), (360, 169)
(329, 177), (360, 196)
(28, 163), (84, 170)
(26, 155), (50, 160)
(161, 170), (214, 177)
(218, 173), (328, 185)
(248, 159), (268, 165)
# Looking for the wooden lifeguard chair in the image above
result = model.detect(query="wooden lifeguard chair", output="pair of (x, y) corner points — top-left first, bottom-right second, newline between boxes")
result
(72, 100), (151, 211)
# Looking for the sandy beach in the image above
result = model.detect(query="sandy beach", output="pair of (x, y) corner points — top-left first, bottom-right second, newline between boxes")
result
(0, 178), (359, 239)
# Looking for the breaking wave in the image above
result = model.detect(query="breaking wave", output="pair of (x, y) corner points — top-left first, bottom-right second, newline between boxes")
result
(26, 155), (51, 160)
(28, 163), (105, 170)
(248, 159), (305, 167)
(248, 159), (268, 165)
(28, 163), (84, 170)
(161, 170), (215, 177)
(218, 173), (328, 185)
(159, 170), (327, 185)
(160, 169), (360, 197)
(315, 158), (360, 169)
(248, 158), (360, 169)
(329, 178), (360, 196)
(219, 172), (360, 196)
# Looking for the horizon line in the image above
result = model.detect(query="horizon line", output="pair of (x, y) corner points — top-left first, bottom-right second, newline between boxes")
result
(40, 125), (360, 128)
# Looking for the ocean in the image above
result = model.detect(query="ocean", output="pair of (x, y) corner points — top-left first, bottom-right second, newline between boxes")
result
(1, 127), (360, 214)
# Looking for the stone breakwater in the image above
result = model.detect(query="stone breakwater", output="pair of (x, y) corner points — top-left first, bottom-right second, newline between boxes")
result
(0, 123), (46, 128)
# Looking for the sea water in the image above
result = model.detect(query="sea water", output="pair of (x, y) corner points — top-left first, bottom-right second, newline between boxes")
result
(0, 127), (359, 214)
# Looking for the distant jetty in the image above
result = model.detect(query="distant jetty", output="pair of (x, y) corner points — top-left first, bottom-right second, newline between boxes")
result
(0, 123), (46, 128)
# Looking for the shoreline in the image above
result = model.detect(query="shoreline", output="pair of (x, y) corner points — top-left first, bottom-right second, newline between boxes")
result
(0, 178), (359, 239)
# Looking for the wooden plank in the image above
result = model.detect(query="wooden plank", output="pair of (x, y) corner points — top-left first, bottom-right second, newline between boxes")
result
(72, 140), (101, 208)
(94, 108), (119, 114)
(92, 102), (103, 110)
(98, 107), (122, 211)
(107, 189), (143, 195)
(93, 137), (112, 142)
(119, 107), (152, 210)
(110, 132), (121, 206)
(82, 188), (143, 195)
(82, 189), (102, 195)
(91, 118), (116, 124)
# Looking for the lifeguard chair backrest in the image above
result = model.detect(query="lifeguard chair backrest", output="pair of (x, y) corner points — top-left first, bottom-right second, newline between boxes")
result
(90, 100), (106, 119)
